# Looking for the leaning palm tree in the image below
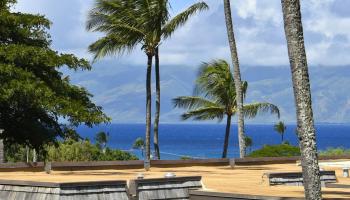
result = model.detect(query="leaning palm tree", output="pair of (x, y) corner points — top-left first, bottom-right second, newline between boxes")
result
(274, 121), (286, 143)
(86, 0), (208, 164)
(223, 0), (246, 158)
(281, 0), (322, 199)
(173, 60), (280, 158)
(152, 1), (209, 159)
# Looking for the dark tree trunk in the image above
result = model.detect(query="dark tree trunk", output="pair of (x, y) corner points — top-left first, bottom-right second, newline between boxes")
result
(145, 54), (153, 170)
(281, 133), (284, 143)
(222, 115), (232, 158)
(281, 0), (322, 199)
(223, 0), (246, 158)
(153, 47), (161, 160)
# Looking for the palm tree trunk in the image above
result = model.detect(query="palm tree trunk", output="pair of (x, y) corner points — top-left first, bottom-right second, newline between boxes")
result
(33, 148), (37, 163)
(153, 47), (161, 160)
(281, 0), (322, 199)
(222, 115), (232, 158)
(223, 0), (246, 158)
(282, 133), (284, 143)
(0, 139), (4, 163)
(26, 145), (29, 163)
(145, 54), (153, 170)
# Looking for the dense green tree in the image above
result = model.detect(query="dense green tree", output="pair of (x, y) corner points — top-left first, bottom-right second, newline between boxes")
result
(248, 144), (300, 158)
(281, 0), (322, 198)
(173, 60), (280, 158)
(86, 0), (208, 163)
(0, 0), (110, 152)
(274, 121), (287, 143)
(223, 0), (246, 158)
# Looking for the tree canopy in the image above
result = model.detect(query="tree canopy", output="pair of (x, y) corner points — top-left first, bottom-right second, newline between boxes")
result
(0, 0), (110, 150)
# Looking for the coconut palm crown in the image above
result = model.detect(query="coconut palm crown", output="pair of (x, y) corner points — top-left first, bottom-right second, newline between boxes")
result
(173, 60), (280, 158)
(274, 121), (287, 143)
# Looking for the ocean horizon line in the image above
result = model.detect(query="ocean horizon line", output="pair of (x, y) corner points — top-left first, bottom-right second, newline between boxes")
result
(82, 122), (350, 126)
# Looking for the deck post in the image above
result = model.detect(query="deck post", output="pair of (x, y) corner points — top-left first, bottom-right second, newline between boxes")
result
(229, 158), (235, 168)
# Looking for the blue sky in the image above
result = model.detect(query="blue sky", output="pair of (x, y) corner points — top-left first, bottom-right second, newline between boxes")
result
(14, 0), (350, 123)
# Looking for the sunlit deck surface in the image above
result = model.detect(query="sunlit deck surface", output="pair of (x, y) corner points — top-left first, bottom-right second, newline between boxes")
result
(1, 160), (350, 199)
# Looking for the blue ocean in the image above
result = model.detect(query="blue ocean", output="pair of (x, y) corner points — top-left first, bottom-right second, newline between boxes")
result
(76, 124), (350, 159)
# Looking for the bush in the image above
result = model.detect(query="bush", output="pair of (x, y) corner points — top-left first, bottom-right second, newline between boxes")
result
(180, 156), (192, 160)
(248, 144), (301, 158)
(319, 147), (350, 156)
(5, 140), (138, 162)
(46, 139), (138, 161)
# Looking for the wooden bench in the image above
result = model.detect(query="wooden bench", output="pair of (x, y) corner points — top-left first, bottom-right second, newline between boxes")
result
(189, 190), (303, 200)
(264, 171), (337, 187)
(128, 176), (202, 200)
(0, 180), (129, 200)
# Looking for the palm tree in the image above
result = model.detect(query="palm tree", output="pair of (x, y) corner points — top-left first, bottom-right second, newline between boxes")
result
(281, 0), (322, 199)
(152, 1), (209, 160)
(86, 0), (208, 163)
(95, 131), (109, 152)
(244, 135), (253, 155)
(86, 0), (156, 168)
(274, 121), (286, 143)
(223, 0), (246, 158)
(173, 60), (280, 158)
(133, 137), (145, 158)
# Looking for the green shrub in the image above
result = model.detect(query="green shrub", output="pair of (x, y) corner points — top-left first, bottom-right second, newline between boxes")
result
(180, 156), (192, 160)
(5, 140), (138, 162)
(319, 147), (350, 156)
(248, 144), (301, 158)
(46, 140), (138, 161)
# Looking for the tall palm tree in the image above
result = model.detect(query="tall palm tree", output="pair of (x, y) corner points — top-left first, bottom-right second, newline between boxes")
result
(86, 0), (208, 164)
(86, 0), (157, 168)
(223, 0), (246, 158)
(152, 1), (209, 159)
(281, 0), (322, 199)
(274, 121), (286, 143)
(173, 60), (280, 158)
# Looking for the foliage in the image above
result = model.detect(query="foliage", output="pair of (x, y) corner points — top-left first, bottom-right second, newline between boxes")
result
(5, 139), (138, 162)
(245, 136), (253, 148)
(86, 0), (208, 59)
(132, 137), (145, 150)
(274, 121), (287, 142)
(95, 131), (109, 149)
(180, 156), (192, 160)
(248, 144), (300, 158)
(319, 147), (350, 156)
(0, 0), (110, 150)
(173, 60), (280, 122)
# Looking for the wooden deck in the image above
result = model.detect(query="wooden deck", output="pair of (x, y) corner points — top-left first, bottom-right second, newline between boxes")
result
(0, 161), (350, 198)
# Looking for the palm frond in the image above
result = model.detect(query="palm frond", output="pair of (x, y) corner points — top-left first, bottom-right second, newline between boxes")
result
(181, 107), (225, 121)
(88, 34), (141, 61)
(162, 2), (208, 39)
(243, 102), (280, 119)
(172, 96), (219, 109)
